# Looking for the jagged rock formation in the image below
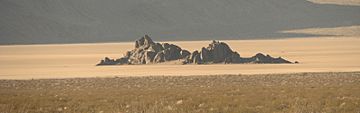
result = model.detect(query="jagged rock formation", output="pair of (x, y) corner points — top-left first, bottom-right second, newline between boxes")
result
(97, 35), (293, 66)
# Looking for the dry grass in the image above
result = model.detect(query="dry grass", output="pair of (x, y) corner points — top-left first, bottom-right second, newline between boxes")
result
(0, 72), (360, 113)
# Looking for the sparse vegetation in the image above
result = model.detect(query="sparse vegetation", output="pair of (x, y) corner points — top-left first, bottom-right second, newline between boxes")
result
(1, 72), (360, 113)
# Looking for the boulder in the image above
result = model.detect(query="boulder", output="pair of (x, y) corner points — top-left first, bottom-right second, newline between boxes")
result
(148, 43), (164, 53)
(163, 44), (182, 61)
(245, 53), (292, 64)
(135, 35), (155, 48)
(124, 51), (132, 58)
(194, 40), (237, 63)
(200, 47), (212, 62)
(231, 52), (241, 62)
(97, 57), (118, 65)
(188, 50), (203, 64)
(272, 57), (292, 64)
(189, 50), (199, 63)
(162, 43), (171, 50)
(225, 52), (241, 64)
(97, 35), (293, 65)
(193, 54), (202, 64)
(180, 50), (191, 59)
(143, 35), (154, 47)
(210, 42), (234, 63)
(127, 49), (145, 64)
(115, 57), (129, 64)
(143, 51), (157, 64)
(153, 52), (165, 63)
(104, 57), (112, 62)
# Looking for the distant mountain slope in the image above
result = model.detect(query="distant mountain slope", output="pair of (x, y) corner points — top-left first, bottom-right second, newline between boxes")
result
(1, 0), (360, 44)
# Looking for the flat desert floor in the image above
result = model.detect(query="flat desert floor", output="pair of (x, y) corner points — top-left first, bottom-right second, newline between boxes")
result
(0, 37), (360, 79)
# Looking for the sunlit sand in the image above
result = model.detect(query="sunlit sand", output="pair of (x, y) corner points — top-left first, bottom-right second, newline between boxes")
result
(309, 0), (360, 6)
(0, 37), (360, 79)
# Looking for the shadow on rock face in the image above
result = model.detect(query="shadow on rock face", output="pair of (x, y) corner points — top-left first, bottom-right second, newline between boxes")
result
(97, 35), (294, 66)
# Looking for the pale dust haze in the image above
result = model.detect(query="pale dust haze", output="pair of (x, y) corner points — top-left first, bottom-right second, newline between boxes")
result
(309, 0), (360, 6)
(1, 37), (359, 79)
(282, 26), (360, 37)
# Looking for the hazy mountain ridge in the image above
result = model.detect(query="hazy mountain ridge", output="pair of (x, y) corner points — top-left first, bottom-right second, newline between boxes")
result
(1, 0), (360, 44)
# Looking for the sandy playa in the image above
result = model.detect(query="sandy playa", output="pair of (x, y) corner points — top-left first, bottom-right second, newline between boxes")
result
(0, 37), (360, 79)
(309, 0), (360, 6)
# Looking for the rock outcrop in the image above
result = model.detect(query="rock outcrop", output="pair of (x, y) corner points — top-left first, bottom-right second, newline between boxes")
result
(239, 53), (292, 64)
(191, 40), (241, 64)
(97, 35), (294, 66)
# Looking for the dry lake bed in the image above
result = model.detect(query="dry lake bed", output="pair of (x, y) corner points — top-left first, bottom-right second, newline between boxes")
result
(0, 37), (360, 79)
(1, 37), (360, 113)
